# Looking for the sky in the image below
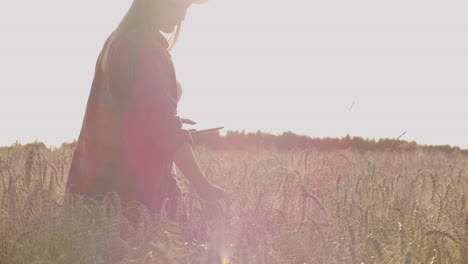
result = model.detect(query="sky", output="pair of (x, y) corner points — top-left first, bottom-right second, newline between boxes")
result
(1, 0), (467, 148)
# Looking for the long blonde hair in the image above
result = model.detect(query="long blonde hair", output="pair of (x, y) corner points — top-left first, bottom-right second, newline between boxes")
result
(101, 0), (181, 72)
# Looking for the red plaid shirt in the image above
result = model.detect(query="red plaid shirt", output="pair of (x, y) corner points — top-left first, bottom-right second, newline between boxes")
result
(66, 30), (192, 212)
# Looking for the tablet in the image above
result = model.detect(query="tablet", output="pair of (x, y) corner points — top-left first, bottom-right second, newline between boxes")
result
(190, 126), (224, 135)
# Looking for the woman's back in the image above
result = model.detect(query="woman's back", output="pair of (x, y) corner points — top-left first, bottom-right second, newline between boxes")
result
(66, 30), (191, 212)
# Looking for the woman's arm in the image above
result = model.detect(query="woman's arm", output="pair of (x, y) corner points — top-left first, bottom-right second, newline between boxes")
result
(125, 36), (225, 201)
(173, 143), (226, 201)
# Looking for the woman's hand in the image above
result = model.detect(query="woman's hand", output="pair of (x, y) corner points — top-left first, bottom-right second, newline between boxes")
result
(174, 143), (227, 201)
(197, 183), (227, 202)
(199, 184), (227, 221)
(202, 200), (224, 221)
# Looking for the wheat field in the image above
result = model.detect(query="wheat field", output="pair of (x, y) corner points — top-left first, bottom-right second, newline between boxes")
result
(0, 143), (467, 263)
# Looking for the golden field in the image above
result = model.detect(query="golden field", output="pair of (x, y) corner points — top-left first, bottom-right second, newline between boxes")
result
(0, 143), (466, 263)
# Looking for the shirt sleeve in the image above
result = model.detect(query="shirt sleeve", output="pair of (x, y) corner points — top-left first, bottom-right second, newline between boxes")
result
(122, 38), (192, 161)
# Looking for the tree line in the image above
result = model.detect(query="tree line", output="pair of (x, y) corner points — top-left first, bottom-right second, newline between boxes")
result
(5, 130), (465, 155)
(191, 130), (467, 154)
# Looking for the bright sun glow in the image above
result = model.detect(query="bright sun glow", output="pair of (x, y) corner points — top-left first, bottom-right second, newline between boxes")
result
(1, 0), (467, 147)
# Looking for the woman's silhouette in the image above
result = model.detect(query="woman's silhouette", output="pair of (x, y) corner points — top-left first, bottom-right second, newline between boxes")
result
(66, 0), (225, 216)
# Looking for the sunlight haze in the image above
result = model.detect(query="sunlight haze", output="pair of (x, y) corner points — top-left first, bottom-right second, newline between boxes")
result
(1, 0), (467, 148)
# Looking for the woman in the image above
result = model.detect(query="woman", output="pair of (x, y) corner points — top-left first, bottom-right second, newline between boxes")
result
(66, 0), (226, 215)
